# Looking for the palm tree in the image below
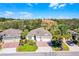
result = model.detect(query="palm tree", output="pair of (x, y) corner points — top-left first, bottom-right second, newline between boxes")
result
(19, 29), (28, 46)
(58, 24), (71, 39)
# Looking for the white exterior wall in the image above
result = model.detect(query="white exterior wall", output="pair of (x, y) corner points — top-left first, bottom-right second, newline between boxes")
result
(40, 36), (51, 42)
(3, 36), (20, 43)
(41, 38), (51, 42)
(27, 36), (51, 42)
(26, 36), (34, 41)
(3, 39), (19, 43)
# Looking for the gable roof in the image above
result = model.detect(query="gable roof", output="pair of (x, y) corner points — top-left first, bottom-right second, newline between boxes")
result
(0, 28), (21, 36)
(27, 28), (52, 37)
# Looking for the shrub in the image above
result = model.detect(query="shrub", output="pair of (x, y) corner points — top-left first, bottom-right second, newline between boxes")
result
(73, 40), (78, 44)
(19, 39), (27, 46)
(27, 40), (36, 45)
(77, 42), (79, 46)
(52, 35), (58, 40)
(20, 29), (28, 39)
(52, 42), (69, 51)
(51, 39), (62, 47)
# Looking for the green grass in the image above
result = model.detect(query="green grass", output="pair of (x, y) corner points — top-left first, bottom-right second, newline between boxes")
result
(52, 42), (69, 51)
(16, 40), (38, 52)
(62, 42), (69, 51)
(16, 44), (37, 52)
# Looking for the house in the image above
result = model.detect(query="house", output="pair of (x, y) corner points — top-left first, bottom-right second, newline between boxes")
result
(0, 28), (21, 42)
(26, 28), (52, 42)
(0, 29), (22, 48)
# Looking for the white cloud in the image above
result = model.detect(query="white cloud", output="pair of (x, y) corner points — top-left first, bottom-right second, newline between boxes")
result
(19, 12), (32, 19)
(49, 3), (66, 9)
(27, 3), (38, 7)
(3, 11), (13, 16)
(0, 11), (33, 19)
(49, 3), (58, 7)
(58, 4), (66, 8)
(27, 3), (33, 7)
(0, 11), (14, 18)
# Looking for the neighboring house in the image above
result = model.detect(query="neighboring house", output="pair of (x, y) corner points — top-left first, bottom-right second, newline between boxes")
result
(0, 28), (21, 42)
(0, 29), (22, 48)
(27, 28), (52, 42)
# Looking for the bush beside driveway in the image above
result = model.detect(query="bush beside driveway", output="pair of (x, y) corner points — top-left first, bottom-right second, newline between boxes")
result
(52, 42), (69, 51)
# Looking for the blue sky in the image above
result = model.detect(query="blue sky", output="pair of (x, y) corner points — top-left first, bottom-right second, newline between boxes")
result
(0, 3), (79, 19)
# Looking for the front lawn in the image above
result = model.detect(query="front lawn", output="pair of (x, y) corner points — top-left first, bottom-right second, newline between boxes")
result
(16, 40), (38, 52)
(62, 42), (69, 51)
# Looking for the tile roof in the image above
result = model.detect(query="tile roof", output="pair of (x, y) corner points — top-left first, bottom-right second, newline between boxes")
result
(27, 28), (52, 37)
(0, 28), (21, 37)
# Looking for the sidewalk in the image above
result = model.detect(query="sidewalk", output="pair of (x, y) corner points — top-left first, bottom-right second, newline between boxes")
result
(0, 48), (16, 54)
(36, 47), (52, 52)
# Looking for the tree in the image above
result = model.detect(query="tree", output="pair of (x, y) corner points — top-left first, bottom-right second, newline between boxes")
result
(0, 35), (4, 49)
(19, 29), (29, 46)
(20, 29), (28, 39)
(0, 36), (3, 42)
(58, 24), (68, 35)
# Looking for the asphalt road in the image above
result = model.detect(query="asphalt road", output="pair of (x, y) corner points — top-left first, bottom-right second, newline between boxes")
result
(0, 52), (79, 56)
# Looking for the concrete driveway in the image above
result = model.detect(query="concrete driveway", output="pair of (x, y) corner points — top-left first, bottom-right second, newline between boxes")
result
(36, 41), (52, 52)
(36, 47), (52, 52)
(69, 45), (79, 51)
(3, 42), (19, 48)
(63, 39), (79, 51)
(36, 41), (49, 47)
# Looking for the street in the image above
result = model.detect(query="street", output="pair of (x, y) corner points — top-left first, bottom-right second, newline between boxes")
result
(0, 51), (79, 56)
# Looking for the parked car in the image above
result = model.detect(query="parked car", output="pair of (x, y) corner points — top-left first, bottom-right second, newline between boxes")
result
(66, 40), (74, 46)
